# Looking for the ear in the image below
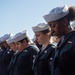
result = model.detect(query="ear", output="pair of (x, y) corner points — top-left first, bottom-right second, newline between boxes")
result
(47, 32), (51, 36)
(62, 18), (69, 26)
(23, 40), (26, 44)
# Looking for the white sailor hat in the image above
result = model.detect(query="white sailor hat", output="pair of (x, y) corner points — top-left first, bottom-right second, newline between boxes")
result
(32, 35), (36, 42)
(0, 38), (2, 43)
(6, 36), (15, 44)
(71, 21), (75, 29)
(32, 23), (50, 32)
(13, 30), (28, 42)
(43, 5), (69, 23)
(1, 33), (13, 42)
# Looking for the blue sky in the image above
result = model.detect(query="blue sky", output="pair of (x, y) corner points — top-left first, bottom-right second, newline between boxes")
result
(0, 0), (75, 39)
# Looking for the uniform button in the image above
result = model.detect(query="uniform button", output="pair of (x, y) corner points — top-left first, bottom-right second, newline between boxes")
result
(23, 50), (27, 52)
(44, 50), (47, 53)
(7, 51), (10, 54)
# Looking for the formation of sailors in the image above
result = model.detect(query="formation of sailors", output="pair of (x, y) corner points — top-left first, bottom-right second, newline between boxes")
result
(0, 5), (75, 75)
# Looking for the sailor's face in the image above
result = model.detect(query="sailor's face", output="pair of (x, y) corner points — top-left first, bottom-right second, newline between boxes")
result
(48, 20), (65, 37)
